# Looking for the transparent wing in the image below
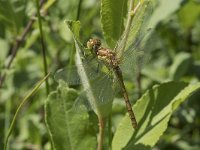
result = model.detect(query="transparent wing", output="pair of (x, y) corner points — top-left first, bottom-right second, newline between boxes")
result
(54, 58), (107, 85)
(54, 66), (82, 85)
(72, 71), (116, 112)
(119, 28), (152, 75)
(115, 0), (153, 56)
(55, 57), (118, 113)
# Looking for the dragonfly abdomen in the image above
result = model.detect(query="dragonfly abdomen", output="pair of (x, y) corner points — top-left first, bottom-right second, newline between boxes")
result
(114, 66), (137, 128)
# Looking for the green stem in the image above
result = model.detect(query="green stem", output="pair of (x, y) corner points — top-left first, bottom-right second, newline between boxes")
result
(36, 0), (50, 95)
(76, 0), (82, 20)
(4, 73), (50, 150)
(118, 0), (141, 58)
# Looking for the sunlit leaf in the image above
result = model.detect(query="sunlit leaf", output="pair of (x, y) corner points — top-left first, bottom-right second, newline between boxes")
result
(112, 81), (200, 150)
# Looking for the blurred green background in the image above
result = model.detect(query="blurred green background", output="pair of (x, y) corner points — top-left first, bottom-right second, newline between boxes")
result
(0, 0), (200, 149)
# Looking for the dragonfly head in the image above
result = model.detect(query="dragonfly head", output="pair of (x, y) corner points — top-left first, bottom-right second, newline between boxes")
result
(87, 39), (101, 54)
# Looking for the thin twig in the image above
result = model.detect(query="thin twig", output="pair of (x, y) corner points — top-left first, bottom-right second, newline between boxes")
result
(0, 0), (45, 88)
(36, 0), (50, 95)
(97, 117), (106, 150)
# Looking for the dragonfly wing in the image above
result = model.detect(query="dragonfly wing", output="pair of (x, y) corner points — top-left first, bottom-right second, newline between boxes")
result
(115, 0), (153, 56)
(54, 59), (106, 86)
(72, 71), (115, 113)
(120, 28), (152, 74)
(72, 91), (91, 112)
(54, 65), (82, 85)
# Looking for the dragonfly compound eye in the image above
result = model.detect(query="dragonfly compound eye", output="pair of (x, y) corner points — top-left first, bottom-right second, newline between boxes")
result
(87, 39), (101, 52)
(92, 45), (100, 53)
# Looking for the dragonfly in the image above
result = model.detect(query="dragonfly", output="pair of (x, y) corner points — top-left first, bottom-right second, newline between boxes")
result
(55, 0), (153, 128)
(87, 38), (139, 128)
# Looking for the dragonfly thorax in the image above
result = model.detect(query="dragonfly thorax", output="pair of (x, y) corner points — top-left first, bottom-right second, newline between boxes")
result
(97, 47), (120, 68)
(87, 38), (120, 68)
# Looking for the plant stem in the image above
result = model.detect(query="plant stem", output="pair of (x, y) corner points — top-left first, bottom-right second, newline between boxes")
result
(76, 0), (82, 20)
(4, 72), (50, 150)
(108, 114), (112, 150)
(97, 117), (106, 150)
(0, 0), (45, 88)
(117, 0), (141, 58)
(36, 0), (50, 95)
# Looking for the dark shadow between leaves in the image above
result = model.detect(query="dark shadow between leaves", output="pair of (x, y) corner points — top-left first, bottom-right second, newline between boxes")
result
(123, 143), (152, 150)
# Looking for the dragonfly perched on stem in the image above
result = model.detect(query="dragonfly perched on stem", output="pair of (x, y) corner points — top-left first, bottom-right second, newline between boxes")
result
(87, 38), (138, 128)
(55, 0), (153, 128)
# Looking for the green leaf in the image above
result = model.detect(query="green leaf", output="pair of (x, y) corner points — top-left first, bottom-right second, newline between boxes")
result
(148, 0), (183, 28)
(101, 0), (128, 48)
(66, 20), (81, 39)
(112, 81), (200, 150)
(45, 82), (97, 150)
(169, 52), (192, 80)
(0, 0), (26, 35)
(178, 1), (200, 28)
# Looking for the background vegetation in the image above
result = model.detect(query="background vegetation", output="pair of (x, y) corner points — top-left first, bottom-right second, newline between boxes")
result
(0, 0), (200, 150)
